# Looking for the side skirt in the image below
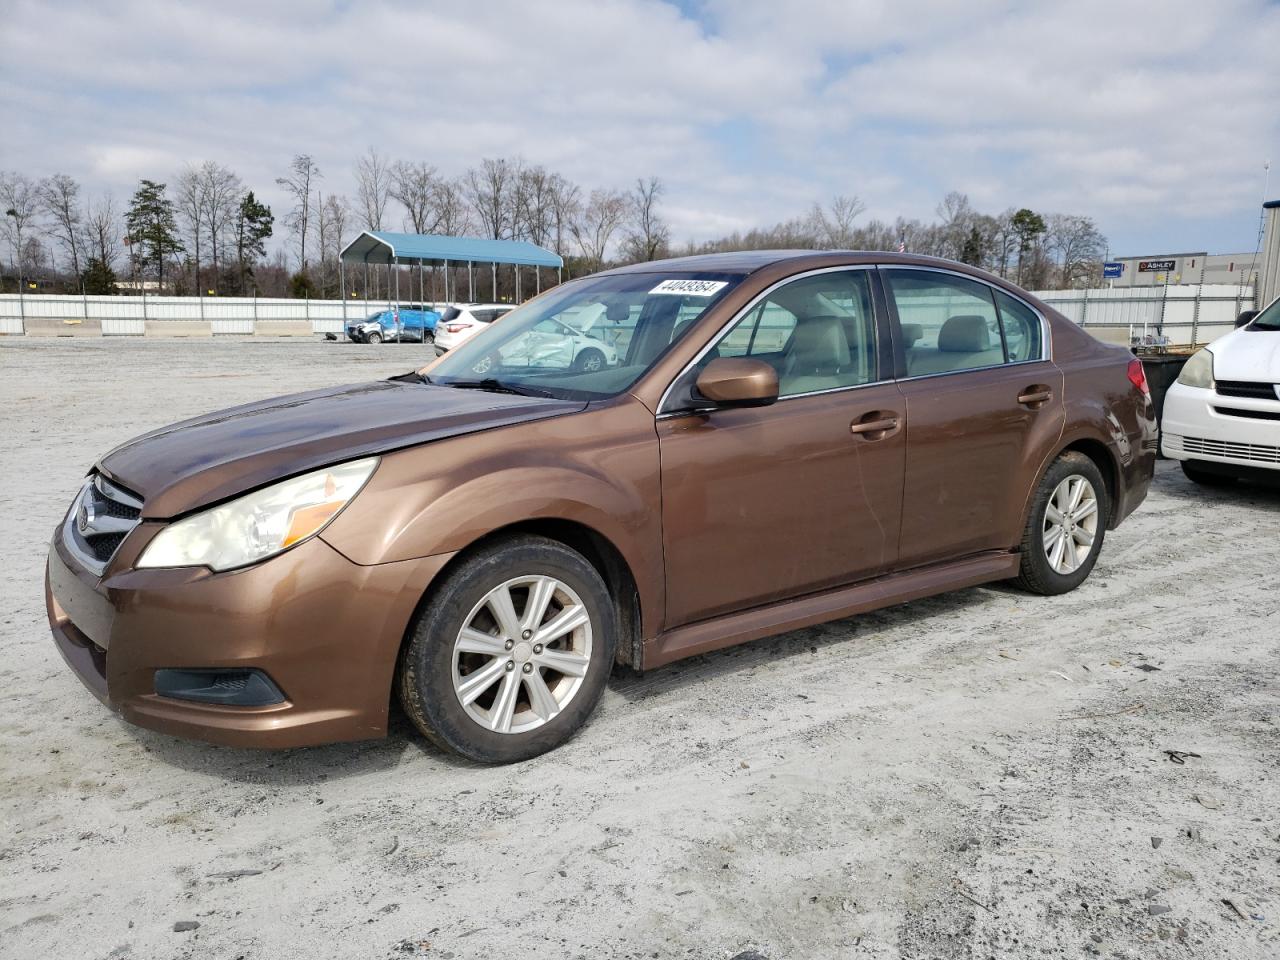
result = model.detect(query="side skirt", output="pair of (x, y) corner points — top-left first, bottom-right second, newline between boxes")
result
(642, 551), (1021, 670)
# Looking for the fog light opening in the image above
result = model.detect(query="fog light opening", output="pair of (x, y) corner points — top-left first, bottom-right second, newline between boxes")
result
(153, 668), (286, 707)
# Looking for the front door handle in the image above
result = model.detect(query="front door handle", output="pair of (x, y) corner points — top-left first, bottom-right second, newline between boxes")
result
(850, 412), (901, 440)
(1017, 385), (1053, 409)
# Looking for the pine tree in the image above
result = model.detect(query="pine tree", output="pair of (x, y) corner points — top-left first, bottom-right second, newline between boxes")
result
(233, 191), (274, 294)
(124, 180), (183, 287)
(81, 257), (118, 295)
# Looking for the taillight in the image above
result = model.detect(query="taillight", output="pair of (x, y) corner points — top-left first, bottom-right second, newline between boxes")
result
(445, 323), (468, 334)
(1127, 358), (1150, 395)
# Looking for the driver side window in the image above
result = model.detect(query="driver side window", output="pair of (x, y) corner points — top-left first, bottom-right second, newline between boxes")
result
(709, 270), (878, 397)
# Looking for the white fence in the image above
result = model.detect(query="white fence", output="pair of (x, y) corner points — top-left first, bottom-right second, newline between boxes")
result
(1031, 283), (1256, 347)
(0, 294), (388, 336)
(1, 283), (1260, 346)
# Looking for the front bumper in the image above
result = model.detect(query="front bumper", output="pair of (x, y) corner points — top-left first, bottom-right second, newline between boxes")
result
(46, 525), (453, 748)
(1162, 382), (1280, 470)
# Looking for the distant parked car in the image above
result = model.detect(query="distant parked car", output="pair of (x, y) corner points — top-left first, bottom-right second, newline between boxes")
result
(430, 303), (515, 354)
(1163, 298), (1280, 484)
(346, 307), (441, 344)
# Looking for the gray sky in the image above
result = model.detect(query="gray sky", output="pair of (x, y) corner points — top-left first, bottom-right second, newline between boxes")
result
(3, 0), (1278, 257)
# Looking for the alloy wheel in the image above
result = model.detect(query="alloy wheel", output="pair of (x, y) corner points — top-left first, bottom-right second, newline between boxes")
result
(1042, 474), (1099, 575)
(451, 575), (593, 734)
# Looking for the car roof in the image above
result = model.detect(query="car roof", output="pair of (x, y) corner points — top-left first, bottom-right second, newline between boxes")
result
(597, 250), (991, 278)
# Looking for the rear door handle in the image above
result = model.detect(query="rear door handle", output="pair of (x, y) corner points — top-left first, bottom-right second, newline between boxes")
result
(1017, 386), (1053, 408)
(850, 412), (901, 440)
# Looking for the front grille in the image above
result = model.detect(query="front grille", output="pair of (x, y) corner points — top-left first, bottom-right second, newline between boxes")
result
(64, 474), (144, 575)
(1216, 380), (1279, 400)
(1213, 406), (1280, 421)
(1180, 435), (1280, 464)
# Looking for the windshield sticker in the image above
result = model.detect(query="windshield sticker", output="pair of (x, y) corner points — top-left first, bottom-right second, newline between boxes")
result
(649, 279), (728, 297)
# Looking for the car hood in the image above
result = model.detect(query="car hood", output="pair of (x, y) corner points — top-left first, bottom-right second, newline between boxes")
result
(97, 379), (586, 518)
(1211, 326), (1280, 382)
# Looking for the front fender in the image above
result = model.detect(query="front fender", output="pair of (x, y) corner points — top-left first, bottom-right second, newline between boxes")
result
(321, 398), (665, 636)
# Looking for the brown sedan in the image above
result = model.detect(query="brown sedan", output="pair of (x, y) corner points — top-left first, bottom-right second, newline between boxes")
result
(46, 252), (1156, 762)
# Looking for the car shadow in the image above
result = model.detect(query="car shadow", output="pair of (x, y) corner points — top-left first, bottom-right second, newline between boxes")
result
(608, 585), (995, 703)
(1153, 462), (1280, 510)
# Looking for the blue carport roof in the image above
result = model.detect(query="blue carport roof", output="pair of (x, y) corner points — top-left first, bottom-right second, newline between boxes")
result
(341, 231), (563, 269)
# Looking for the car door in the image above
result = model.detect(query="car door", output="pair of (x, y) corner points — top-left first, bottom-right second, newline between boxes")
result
(882, 267), (1065, 568)
(657, 267), (906, 627)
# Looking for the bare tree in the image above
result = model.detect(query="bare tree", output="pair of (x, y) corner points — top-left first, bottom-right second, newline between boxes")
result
(809, 194), (866, 248)
(85, 192), (119, 269)
(312, 193), (350, 296)
(199, 162), (242, 292)
(548, 173), (580, 261)
(389, 161), (438, 233)
(175, 165), (207, 293)
(39, 173), (86, 283)
(355, 147), (391, 232)
(935, 191), (974, 261)
(571, 188), (628, 270)
(466, 157), (519, 240)
(621, 176), (669, 263)
(1, 171), (40, 287)
(515, 165), (558, 247)
(433, 178), (472, 236)
(276, 154), (321, 272)
(1046, 213), (1106, 288)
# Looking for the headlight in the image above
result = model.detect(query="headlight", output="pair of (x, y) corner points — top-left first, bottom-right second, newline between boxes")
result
(1176, 347), (1214, 388)
(137, 458), (378, 571)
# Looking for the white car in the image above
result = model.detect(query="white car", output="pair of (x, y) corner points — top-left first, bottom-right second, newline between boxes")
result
(431, 304), (515, 354)
(1162, 299), (1280, 484)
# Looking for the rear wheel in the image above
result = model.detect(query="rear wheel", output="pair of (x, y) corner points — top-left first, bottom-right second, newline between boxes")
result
(1180, 459), (1236, 486)
(398, 536), (616, 763)
(1014, 452), (1108, 596)
(366, 331), (383, 345)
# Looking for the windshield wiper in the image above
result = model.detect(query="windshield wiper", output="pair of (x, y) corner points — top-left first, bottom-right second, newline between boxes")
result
(442, 378), (555, 398)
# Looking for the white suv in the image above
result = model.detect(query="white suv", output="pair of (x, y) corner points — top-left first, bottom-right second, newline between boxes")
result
(431, 304), (515, 355)
(1162, 298), (1280, 484)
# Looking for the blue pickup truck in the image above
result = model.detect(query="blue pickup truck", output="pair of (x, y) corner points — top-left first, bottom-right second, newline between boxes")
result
(345, 307), (442, 344)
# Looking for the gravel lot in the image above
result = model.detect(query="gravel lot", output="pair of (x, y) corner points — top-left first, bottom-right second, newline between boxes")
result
(1, 336), (1278, 960)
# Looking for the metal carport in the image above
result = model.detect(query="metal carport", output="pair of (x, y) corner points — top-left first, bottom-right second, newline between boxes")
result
(339, 232), (564, 318)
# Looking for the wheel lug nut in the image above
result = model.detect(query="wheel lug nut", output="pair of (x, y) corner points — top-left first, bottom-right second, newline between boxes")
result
(521, 630), (532, 640)
(522, 663), (533, 674)
(504, 639), (514, 650)
(505, 660), (515, 671)
(533, 644), (543, 654)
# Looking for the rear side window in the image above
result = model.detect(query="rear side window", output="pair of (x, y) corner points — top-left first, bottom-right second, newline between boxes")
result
(440, 307), (463, 323)
(994, 290), (1043, 362)
(887, 271), (1004, 377)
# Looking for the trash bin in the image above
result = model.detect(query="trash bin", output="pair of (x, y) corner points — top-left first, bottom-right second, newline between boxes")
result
(1137, 353), (1190, 456)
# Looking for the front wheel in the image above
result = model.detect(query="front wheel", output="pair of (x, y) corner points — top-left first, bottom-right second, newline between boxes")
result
(1013, 452), (1108, 596)
(573, 348), (606, 373)
(397, 536), (617, 763)
(366, 331), (383, 345)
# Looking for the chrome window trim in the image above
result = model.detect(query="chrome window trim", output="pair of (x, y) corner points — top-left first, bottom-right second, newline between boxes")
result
(655, 264), (883, 417)
(879, 263), (1052, 371)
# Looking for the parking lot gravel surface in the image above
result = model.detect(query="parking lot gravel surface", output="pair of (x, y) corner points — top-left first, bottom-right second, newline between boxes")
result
(1, 336), (1278, 959)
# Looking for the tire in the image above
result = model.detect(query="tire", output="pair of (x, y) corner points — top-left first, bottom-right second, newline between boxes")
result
(423, 331), (434, 345)
(573, 348), (606, 373)
(397, 535), (617, 763)
(366, 331), (383, 345)
(1013, 451), (1109, 596)
(1180, 459), (1236, 486)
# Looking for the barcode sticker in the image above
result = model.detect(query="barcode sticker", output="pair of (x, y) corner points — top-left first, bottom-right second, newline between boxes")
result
(649, 279), (728, 297)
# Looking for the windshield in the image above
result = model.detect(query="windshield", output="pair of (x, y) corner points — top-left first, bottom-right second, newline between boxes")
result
(424, 272), (742, 399)
(1251, 297), (1280, 330)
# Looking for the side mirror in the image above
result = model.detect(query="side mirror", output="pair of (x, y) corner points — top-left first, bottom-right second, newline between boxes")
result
(694, 357), (779, 408)
(1236, 310), (1259, 328)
